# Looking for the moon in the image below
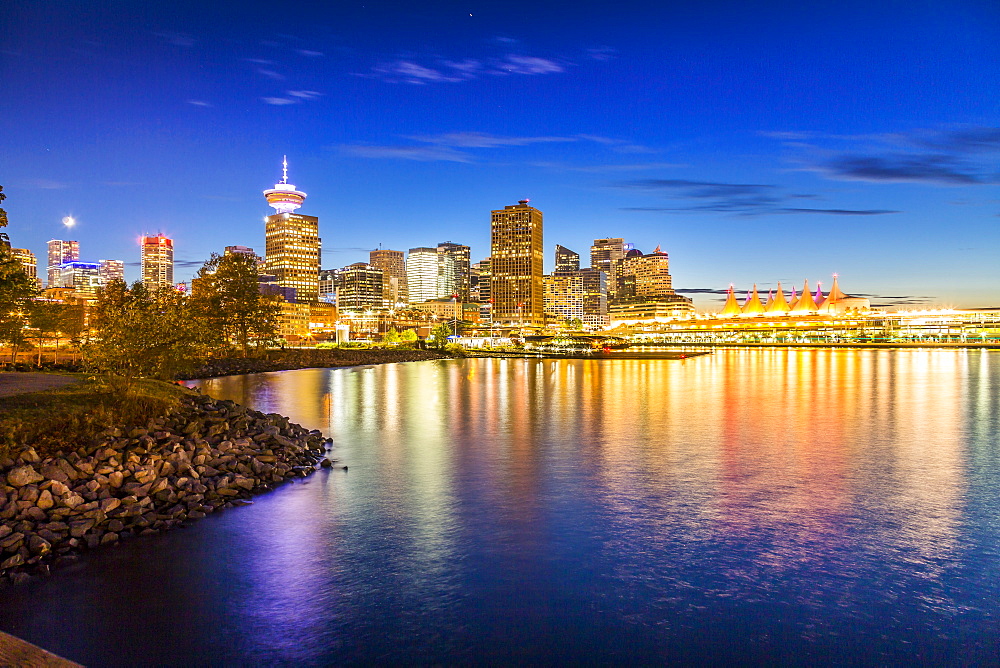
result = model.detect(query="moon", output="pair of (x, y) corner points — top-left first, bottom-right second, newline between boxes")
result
(62, 216), (76, 228)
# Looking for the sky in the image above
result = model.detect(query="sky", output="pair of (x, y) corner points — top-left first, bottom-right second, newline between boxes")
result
(1, 0), (998, 309)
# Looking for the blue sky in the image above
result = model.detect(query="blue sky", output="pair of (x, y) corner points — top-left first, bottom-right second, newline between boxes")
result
(1, 0), (998, 308)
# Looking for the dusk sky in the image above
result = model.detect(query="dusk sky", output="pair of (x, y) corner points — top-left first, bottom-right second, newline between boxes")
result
(2, 0), (998, 309)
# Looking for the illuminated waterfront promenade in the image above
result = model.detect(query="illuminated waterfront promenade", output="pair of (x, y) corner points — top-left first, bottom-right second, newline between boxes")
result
(621, 309), (1000, 346)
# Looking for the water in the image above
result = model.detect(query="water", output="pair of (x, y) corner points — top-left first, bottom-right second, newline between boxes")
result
(2, 349), (1000, 665)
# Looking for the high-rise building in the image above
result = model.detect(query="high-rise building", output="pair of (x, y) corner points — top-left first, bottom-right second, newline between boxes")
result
(263, 158), (321, 303)
(436, 241), (471, 301)
(47, 239), (79, 287)
(490, 200), (544, 327)
(10, 248), (39, 287)
(471, 258), (491, 303)
(370, 249), (408, 308)
(318, 268), (337, 304)
(334, 263), (384, 311)
(225, 245), (256, 257)
(544, 272), (584, 324)
(579, 268), (609, 329)
(140, 235), (174, 290)
(60, 261), (101, 297)
(555, 245), (580, 273)
(608, 246), (694, 321)
(590, 238), (626, 298)
(98, 259), (124, 286)
(407, 247), (438, 304)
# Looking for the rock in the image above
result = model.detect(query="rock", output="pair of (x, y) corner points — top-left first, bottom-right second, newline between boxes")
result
(99, 497), (121, 513)
(18, 448), (41, 464)
(62, 494), (85, 509)
(100, 533), (119, 545)
(40, 464), (70, 483)
(27, 535), (51, 556)
(1, 553), (25, 570)
(0, 532), (24, 551)
(108, 471), (124, 488)
(26, 507), (47, 521)
(36, 489), (54, 510)
(7, 466), (44, 488)
(0, 526), (10, 540)
(320, 459), (333, 468)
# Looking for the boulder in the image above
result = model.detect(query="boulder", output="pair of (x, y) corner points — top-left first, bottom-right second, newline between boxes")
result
(7, 466), (44, 488)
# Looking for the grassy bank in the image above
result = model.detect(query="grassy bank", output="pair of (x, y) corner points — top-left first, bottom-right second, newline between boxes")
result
(0, 377), (193, 461)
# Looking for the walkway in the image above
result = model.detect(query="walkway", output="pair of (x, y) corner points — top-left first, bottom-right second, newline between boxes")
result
(0, 373), (81, 399)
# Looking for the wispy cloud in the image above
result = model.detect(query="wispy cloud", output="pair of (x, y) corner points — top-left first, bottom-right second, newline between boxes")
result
(262, 97), (297, 106)
(586, 46), (617, 61)
(257, 69), (285, 80)
(767, 125), (1000, 186)
(186, 99), (212, 107)
(287, 90), (322, 100)
(358, 48), (573, 85)
(409, 132), (576, 148)
(155, 31), (195, 48)
(618, 178), (900, 216)
(297, 49), (324, 57)
(21, 179), (70, 190)
(496, 55), (563, 75)
(341, 145), (473, 162)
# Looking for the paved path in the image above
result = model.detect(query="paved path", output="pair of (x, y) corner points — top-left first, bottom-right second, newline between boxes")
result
(0, 630), (82, 667)
(0, 373), (81, 399)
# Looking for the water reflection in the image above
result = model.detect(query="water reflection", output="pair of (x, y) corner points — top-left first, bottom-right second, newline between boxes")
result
(2, 351), (998, 664)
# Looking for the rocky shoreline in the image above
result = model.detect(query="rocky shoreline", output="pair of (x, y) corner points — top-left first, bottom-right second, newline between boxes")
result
(0, 392), (332, 586)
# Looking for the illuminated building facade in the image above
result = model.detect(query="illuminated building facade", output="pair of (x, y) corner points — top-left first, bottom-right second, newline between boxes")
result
(590, 238), (626, 298)
(437, 241), (471, 301)
(318, 268), (337, 303)
(60, 261), (101, 297)
(140, 235), (174, 290)
(471, 258), (491, 303)
(411, 298), (481, 323)
(98, 259), (124, 286)
(370, 249), (408, 307)
(334, 263), (384, 311)
(263, 158), (320, 303)
(407, 247), (439, 304)
(609, 246), (693, 323)
(579, 268), (609, 329)
(47, 239), (79, 287)
(555, 245), (580, 273)
(544, 272), (584, 324)
(10, 248), (39, 287)
(490, 200), (544, 327)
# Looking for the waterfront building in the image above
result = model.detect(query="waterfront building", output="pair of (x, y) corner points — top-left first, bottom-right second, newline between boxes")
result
(318, 268), (337, 303)
(608, 246), (694, 324)
(579, 267), (609, 330)
(555, 245), (580, 273)
(59, 261), (101, 298)
(370, 249), (408, 307)
(263, 157), (321, 303)
(407, 247), (439, 304)
(47, 239), (79, 287)
(98, 259), (124, 286)
(471, 258), (491, 303)
(334, 263), (384, 311)
(490, 200), (544, 327)
(10, 248), (40, 288)
(544, 272), (584, 325)
(437, 241), (471, 301)
(411, 298), (481, 324)
(140, 234), (174, 291)
(591, 238), (626, 298)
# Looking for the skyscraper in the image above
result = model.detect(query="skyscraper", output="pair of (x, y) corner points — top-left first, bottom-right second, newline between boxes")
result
(590, 237), (626, 298)
(436, 241), (471, 301)
(10, 248), (39, 287)
(555, 245), (580, 273)
(47, 239), (79, 287)
(140, 235), (174, 290)
(60, 261), (102, 297)
(334, 263), (384, 311)
(490, 200), (544, 327)
(407, 247), (438, 304)
(263, 158), (321, 303)
(98, 259), (125, 286)
(370, 249), (408, 307)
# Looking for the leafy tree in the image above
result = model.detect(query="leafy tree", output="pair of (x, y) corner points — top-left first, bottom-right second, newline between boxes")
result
(0, 187), (37, 358)
(84, 280), (215, 393)
(190, 252), (280, 357)
(429, 323), (452, 350)
(0, 185), (9, 247)
(564, 317), (583, 331)
(381, 327), (400, 345)
(27, 300), (65, 365)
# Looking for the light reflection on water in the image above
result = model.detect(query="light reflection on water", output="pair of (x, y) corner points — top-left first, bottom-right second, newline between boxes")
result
(2, 349), (1000, 665)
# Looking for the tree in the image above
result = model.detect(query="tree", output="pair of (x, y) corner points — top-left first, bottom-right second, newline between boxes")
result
(563, 317), (583, 331)
(0, 185), (9, 247)
(381, 327), (401, 345)
(0, 187), (37, 358)
(84, 280), (215, 393)
(27, 300), (65, 365)
(400, 328), (418, 342)
(429, 323), (452, 350)
(189, 253), (280, 357)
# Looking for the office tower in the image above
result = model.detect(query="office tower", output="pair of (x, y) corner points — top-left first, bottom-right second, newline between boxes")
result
(140, 234), (174, 290)
(10, 248), (39, 287)
(436, 241), (471, 301)
(407, 247), (438, 304)
(334, 263), (384, 311)
(578, 268), (609, 329)
(544, 272), (584, 324)
(555, 245), (580, 273)
(60, 261), (101, 297)
(590, 238), (626, 298)
(608, 246), (693, 321)
(47, 239), (79, 287)
(318, 268), (337, 303)
(263, 157), (321, 302)
(472, 258), (491, 303)
(225, 245), (256, 257)
(370, 249), (408, 307)
(98, 259), (124, 286)
(490, 200), (544, 327)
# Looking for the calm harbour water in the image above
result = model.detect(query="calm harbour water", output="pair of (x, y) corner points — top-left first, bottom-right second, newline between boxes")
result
(2, 349), (1000, 665)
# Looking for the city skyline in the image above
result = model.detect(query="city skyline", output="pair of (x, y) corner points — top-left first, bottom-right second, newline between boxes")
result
(2, 1), (999, 309)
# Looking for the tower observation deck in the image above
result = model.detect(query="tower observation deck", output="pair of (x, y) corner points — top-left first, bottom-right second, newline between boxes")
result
(263, 156), (307, 213)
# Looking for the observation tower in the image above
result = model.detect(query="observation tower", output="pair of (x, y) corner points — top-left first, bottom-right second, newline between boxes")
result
(263, 156), (307, 213)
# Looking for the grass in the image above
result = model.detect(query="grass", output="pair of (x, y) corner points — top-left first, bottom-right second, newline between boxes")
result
(0, 376), (196, 460)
